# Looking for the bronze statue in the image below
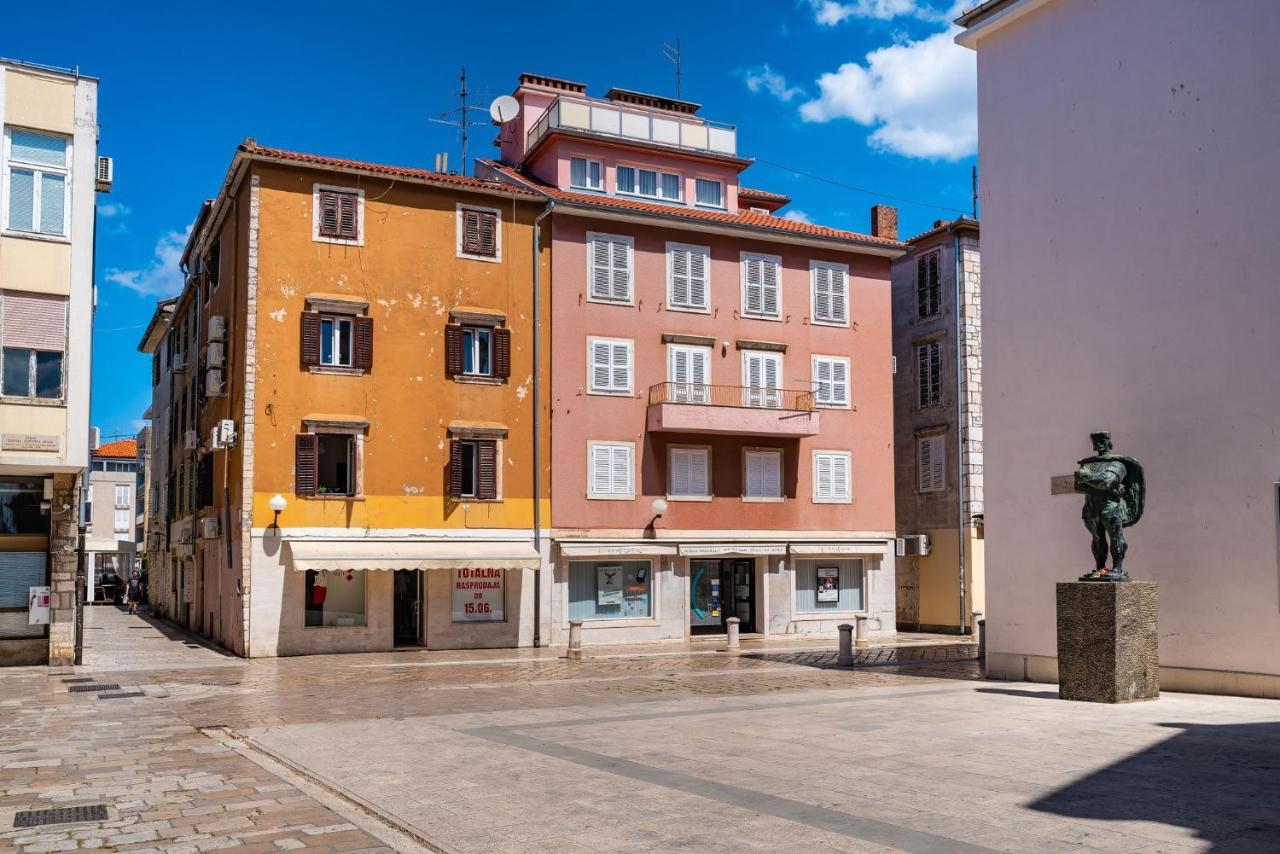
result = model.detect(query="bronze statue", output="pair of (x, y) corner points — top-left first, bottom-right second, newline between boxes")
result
(1074, 432), (1144, 582)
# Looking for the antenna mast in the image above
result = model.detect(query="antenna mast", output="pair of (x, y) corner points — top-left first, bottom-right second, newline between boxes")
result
(662, 37), (683, 99)
(428, 66), (492, 176)
(971, 165), (979, 219)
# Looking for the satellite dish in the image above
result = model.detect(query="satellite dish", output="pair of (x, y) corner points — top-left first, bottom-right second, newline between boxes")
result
(489, 95), (520, 124)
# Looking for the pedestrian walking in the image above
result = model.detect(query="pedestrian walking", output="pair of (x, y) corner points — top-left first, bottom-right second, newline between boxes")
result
(126, 570), (143, 615)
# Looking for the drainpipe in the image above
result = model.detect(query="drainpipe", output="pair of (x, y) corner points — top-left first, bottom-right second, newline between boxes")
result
(531, 200), (555, 647)
(953, 230), (967, 635)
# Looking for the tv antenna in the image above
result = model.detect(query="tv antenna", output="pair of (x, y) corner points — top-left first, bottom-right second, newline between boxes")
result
(662, 37), (683, 99)
(428, 66), (494, 176)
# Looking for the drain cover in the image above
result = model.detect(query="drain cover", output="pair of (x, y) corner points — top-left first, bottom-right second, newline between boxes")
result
(67, 684), (119, 693)
(13, 804), (108, 828)
(99, 691), (145, 700)
(60, 677), (93, 683)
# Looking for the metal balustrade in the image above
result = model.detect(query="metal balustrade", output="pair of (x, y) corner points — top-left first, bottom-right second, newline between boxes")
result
(527, 96), (737, 157)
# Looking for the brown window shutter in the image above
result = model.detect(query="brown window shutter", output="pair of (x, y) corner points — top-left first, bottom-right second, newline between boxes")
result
(300, 312), (321, 367)
(295, 434), (318, 497)
(354, 315), (374, 371)
(444, 324), (464, 376)
(338, 193), (358, 239)
(477, 440), (498, 500)
(493, 327), (511, 378)
(461, 209), (481, 255)
(318, 192), (339, 237)
(477, 211), (497, 256)
(448, 439), (463, 499)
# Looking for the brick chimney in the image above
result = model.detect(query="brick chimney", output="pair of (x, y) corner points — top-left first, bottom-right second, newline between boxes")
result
(870, 205), (898, 240)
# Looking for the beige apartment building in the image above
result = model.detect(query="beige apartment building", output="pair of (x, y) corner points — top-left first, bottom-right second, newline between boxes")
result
(0, 59), (102, 666)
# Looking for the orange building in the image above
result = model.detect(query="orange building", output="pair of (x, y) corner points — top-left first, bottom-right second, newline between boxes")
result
(151, 141), (550, 656)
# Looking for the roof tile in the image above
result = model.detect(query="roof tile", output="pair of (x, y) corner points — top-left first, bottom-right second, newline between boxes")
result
(94, 439), (137, 459)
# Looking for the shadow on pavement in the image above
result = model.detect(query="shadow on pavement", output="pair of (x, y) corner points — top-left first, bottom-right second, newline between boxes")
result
(1029, 721), (1280, 851)
(974, 687), (1060, 700)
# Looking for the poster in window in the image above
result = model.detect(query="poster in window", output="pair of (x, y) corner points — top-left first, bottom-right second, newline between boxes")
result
(816, 567), (840, 603)
(597, 565), (624, 606)
(28, 586), (50, 625)
(452, 568), (505, 622)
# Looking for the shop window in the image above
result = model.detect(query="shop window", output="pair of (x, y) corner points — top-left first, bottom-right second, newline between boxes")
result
(568, 560), (653, 621)
(0, 478), (47, 535)
(304, 570), (367, 627)
(794, 558), (864, 613)
(0, 552), (48, 639)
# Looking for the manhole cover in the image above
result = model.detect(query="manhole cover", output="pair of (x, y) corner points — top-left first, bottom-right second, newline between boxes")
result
(13, 804), (108, 828)
(61, 677), (93, 683)
(67, 684), (119, 693)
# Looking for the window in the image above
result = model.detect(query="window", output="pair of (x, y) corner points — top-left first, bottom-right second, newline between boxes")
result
(114, 508), (130, 533)
(304, 570), (367, 627)
(695, 178), (723, 208)
(812, 356), (850, 407)
(668, 344), (710, 403)
(0, 478), (47, 535)
(445, 320), (510, 380)
(320, 315), (353, 367)
(5, 129), (69, 237)
(917, 340), (942, 408)
(667, 243), (709, 311)
(114, 485), (130, 507)
(464, 327), (492, 376)
(811, 262), (849, 325)
(458, 205), (500, 260)
(588, 337), (632, 394)
(616, 166), (681, 201)
(916, 250), (942, 319)
(741, 253), (781, 319)
(449, 439), (498, 500)
(1, 291), (67, 400)
(313, 185), (362, 243)
(295, 432), (361, 498)
(588, 442), (633, 499)
(301, 310), (373, 372)
(742, 350), (781, 408)
(795, 558), (864, 613)
(2, 349), (62, 399)
(918, 434), (946, 493)
(588, 233), (633, 302)
(568, 561), (653, 620)
(813, 451), (852, 502)
(744, 449), (782, 499)
(668, 447), (710, 498)
(569, 157), (603, 191)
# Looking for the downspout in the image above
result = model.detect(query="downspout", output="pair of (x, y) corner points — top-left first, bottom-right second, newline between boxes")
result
(953, 230), (967, 635)
(531, 200), (555, 647)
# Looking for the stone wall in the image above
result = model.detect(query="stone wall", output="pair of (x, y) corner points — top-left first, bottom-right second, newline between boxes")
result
(49, 472), (81, 666)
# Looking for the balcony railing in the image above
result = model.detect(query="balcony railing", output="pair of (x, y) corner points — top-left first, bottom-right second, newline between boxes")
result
(527, 96), (737, 158)
(648, 382), (815, 411)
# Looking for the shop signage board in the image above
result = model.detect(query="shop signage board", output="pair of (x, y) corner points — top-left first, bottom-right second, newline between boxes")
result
(2, 433), (60, 452)
(28, 586), (50, 625)
(452, 567), (504, 621)
(816, 567), (840, 603)
(182, 565), (194, 603)
(596, 565), (624, 606)
(679, 544), (786, 556)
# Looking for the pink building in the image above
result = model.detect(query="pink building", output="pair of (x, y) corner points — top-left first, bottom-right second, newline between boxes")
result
(480, 74), (904, 645)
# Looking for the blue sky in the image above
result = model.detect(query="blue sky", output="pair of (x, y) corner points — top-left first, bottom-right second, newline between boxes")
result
(3, 0), (975, 441)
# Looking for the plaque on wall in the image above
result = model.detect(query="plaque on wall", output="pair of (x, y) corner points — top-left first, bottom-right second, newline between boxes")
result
(2, 433), (60, 452)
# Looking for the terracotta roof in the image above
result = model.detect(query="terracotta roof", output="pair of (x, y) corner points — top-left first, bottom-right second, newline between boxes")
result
(738, 187), (790, 202)
(479, 161), (903, 249)
(238, 141), (540, 197)
(94, 439), (137, 459)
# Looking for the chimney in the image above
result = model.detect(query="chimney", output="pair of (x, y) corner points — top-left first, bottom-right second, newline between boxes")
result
(870, 205), (898, 240)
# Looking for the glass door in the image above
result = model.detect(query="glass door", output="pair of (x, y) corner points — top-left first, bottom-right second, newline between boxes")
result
(730, 559), (755, 633)
(689, 559), (724, 634)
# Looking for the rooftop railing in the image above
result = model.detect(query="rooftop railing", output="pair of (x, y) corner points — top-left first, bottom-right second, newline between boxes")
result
(527, 96), (738, 158)
(648, 382), (815, 411)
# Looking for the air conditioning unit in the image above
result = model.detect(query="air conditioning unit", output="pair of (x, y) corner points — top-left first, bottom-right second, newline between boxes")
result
(895, 534), (932, 557)
(206, 341), (225, 369)
(210, 419), (237, 450)
(173, 353), (188, 373)
(199, 516), (220, 540)
(205, 368), (225, 397)
(208, 315), (226, 342)
(95, 156), (114, 193)
(184, 430), (199, 450)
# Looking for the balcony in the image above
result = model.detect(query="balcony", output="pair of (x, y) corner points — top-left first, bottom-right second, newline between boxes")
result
(527, 96), (738, 159)
(646, 383), (820, 438)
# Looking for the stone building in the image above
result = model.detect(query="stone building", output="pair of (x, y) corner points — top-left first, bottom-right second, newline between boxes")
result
(891, 218), (983, 632)
(82, 437), (140, 602)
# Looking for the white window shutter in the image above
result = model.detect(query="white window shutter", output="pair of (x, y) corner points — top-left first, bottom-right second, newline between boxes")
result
(671, 247), (690, 306)
(591, 342), (611, 391)
(744, 258), (762, 314)
(816, 455), (833, 499)
(745, 452), (762, 496)
(814, 359), (832, 403)
(689, 248), (707, 308)
(763, 452), (780, 497)
(671, 450), (690, 495)
(612, 343), (631, 391)
(763, 355), (779, 389)
(761, 259), (779, 316)
(690, 449), (708, 495)
(832, 359), (848, 405)
(611, 239), (631, 300)
(611, 445), (631, 495)
(833, 454), (850, 499)
(689, 349), (707, 386)
(814, 267), (831, 321)
(830, 267), (847, 322)
(670, 347), (689, 384)
(591, 238), (611, 299)
(592, 446), (613, 494)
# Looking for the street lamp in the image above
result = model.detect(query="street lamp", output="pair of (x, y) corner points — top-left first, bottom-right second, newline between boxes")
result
(268, 493), (287, 526)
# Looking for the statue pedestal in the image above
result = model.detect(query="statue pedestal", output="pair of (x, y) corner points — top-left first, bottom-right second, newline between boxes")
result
(1056, 582), (1159, 703)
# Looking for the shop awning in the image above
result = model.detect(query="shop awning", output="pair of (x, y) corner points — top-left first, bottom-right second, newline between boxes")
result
(678, 544), (786, 557)
(286, 540), (541, 572)
(559, 543), (678, 557)
(789, 543), (882, 556)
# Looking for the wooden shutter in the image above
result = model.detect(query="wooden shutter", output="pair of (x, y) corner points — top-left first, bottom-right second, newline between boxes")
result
(300, 312), (321, 367)
(461, 209), (480, 254)
(354, 315), (374, 371)
(477, 440), (498, 500)
(919, 435), (945, 492)
(318, 192), (340, 237)
(445, 324), (464, 376)
(917, 342), (941, 407)
(337, 193), (358, 239)
(476, 211), (497, 256)
(917, 252), (940, 318)
(493, 327), (511, 378)
(295, 434), (318, 497)
(448, 439), (463, 498)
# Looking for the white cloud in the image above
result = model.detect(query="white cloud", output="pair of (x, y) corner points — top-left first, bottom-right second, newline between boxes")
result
(809, 0), (966, 24)
(97, 202), (131, 218)
(799, 28), (976, 161)
(782, 209), (814, 224)
(105, 227), (191, 297)
(742, 65), (804, 102)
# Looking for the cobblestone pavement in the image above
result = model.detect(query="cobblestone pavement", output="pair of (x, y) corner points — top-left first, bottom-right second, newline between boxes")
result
(3, 608), (1278, 853)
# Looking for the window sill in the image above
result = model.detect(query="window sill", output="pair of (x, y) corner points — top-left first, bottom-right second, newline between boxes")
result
(454, 497), (504, 504)
(587, 493), (635, 501)
(568, 185), (605, 194)
(1, 230), (70, 245)
(741, 313), (783, 323)
(303, 494), (366, 501)
(810, 318), (850, 328)
(585, 296), (635, 308)
(0, 396), (66, 408)
(453, 375), (505, 386)
(313, 235), (364, 247)
(666, 494), (712, 502)
(586, 388), (633, 397)
(742, 496), (785, 503)
(456, 251), (502, 264)
(812, 497), (853, 504)
(665, 304), (711, 315)
(815, 402), (851, 410)
(309, 365), (365, 377)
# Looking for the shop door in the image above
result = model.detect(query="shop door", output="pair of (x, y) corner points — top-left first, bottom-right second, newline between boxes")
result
(690, 560), (756, 635)
(393, 570), (422, 645)
(729, 559), (756, 633)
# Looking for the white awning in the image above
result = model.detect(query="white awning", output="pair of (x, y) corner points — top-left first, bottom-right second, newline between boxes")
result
(286, 540), (541, 572)
(789, 543), (882, 556)
(678, 544), (787, 557)
(559, 543), (678, 557)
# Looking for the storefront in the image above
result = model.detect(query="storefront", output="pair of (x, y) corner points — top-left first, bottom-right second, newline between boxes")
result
(0, 477), (51, 665)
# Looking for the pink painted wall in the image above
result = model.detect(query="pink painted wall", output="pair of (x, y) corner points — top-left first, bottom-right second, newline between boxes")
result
(549, 213), (895, 534)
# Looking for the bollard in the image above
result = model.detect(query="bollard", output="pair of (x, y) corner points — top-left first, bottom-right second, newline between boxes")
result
(854, 614), (871, 648)
(567, 619), (583, 661)
(973, 611), (987, 678)
(837, 623), (854, 666)
(726, 616), (740, 651)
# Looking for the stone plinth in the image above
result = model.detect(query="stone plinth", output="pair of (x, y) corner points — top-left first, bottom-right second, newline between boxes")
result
(1056, 581), (1158, 703)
